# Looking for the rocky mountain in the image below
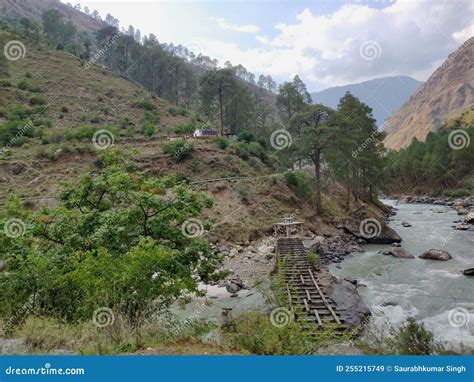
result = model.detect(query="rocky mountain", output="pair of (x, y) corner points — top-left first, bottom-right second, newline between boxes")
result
(310, 76), (421, 127)
(384, 37), (474, 150)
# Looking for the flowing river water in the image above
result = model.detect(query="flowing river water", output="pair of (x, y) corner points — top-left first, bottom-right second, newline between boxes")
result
(330, 199), (474, 351)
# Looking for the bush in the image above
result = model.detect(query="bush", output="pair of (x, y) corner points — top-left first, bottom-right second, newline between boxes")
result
(307, 250), (321, 267)
(17, 79), (41, 92)
(212, 136), (229, 150)
(29, 96), (47, 106)
(142, 111), (160, 124)
(168, 105), (188, 117)
(162, 139), (194, 162)
(284, 171), (313, 199)
(0, 80), (12, 87)
(0, 120), (34, 146)
(173, 123), (195, 135)
(387, 318), (444, 355)
(141, 124), (156, 138)
(60, 105), (69, 113)
(117, 115), (133, 128)
(135, 99), (156, 111)
(237, 129), (255, 143)
(223, 312), (329, 355)
(33, 117), (53, 128)
(6, 105), (33, 120)
(64, 125), (96, 141)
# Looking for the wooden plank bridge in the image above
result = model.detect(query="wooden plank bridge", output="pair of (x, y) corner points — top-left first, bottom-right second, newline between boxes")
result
(276, 237), (346, 330)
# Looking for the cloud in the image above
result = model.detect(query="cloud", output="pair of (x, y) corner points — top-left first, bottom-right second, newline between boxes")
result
(204, 0), (473, 90)
(211, 17), (259, 33)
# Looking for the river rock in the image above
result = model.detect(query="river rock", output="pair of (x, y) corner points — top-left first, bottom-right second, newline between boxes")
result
(455, 224), (471, 231)
(325, 277), (371, 328)
(419, 249), (452, 261)
(401, 221), (412, 227)
(464, 212), (474, 224)
(225, 276), (246, 293)
(383, 247), (414, 259)
(343, 219), (402, 244)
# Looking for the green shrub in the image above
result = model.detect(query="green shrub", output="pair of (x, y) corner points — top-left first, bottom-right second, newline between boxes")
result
(141, 124), (156, 138)
(135, 99), (156, 111)
(17, 79), (41, 92)
(118, 115), (133, 128)
(142, 111), (160, 124)
(234, 142), (250, 160)
(212, 136), (229, 150)
(387, 318), (444, 355)
(29, 96), (47, 106)
(307, 250), (321, 267)
(33, 117), (53, 128)
(0, 80), (12, 87)
(64, 125), (96, 141)
(0, 120), (34, 146)
(6, 105), (33, 120)
(60, 105), (69, 113)
(284, 171), (313, 199)
(168, 105), (188, 116)
(173, 123), (195, 135)
(162, 139), (193, 162)
(223, 311), (333, 355)
(237, 129), (255, 143)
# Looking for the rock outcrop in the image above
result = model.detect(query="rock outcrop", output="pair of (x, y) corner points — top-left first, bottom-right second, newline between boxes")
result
(419, 249), (452, 261)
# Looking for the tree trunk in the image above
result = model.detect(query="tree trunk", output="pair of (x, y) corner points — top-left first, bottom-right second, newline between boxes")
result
(218, 80), (224, 135)
(313, 150), (322, 214)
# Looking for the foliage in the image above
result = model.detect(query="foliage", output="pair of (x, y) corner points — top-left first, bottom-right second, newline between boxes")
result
(386, 125), (474, 194)
(173, 123), (195, 135)
(223, 311), (340, 355)
(162, 139), (194, 162)
(212, 136), (229, 150)
(141, 124), (156, 138)
(284, 171), (314, 199)
(236, 129), (255, 143)
(135, 98), (156, 111)
(0, 151), (217, 324)
(307, 250), (321, 267)
(387, 318), (444, 355)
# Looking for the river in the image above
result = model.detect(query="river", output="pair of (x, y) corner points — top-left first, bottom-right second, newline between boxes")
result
(330, 199), (474, 352)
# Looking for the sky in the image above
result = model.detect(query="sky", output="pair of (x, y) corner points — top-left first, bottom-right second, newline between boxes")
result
(66, 0), (473, 92)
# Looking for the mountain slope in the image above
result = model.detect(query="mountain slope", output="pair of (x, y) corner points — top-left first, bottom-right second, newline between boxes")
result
(0, 0), (104, 33)
(384, 37), (474, 150)
(310, 76), (421, 126)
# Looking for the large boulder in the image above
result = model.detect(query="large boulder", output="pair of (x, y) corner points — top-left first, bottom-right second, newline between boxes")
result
(343, 219), (401, 244)
(383, 247), (414, 259)
(419, 249), (452, 261)
(325, 277), (371, 328)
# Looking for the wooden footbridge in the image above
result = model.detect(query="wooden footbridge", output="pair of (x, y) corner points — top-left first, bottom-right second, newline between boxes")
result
(274, 219), (346, 330)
